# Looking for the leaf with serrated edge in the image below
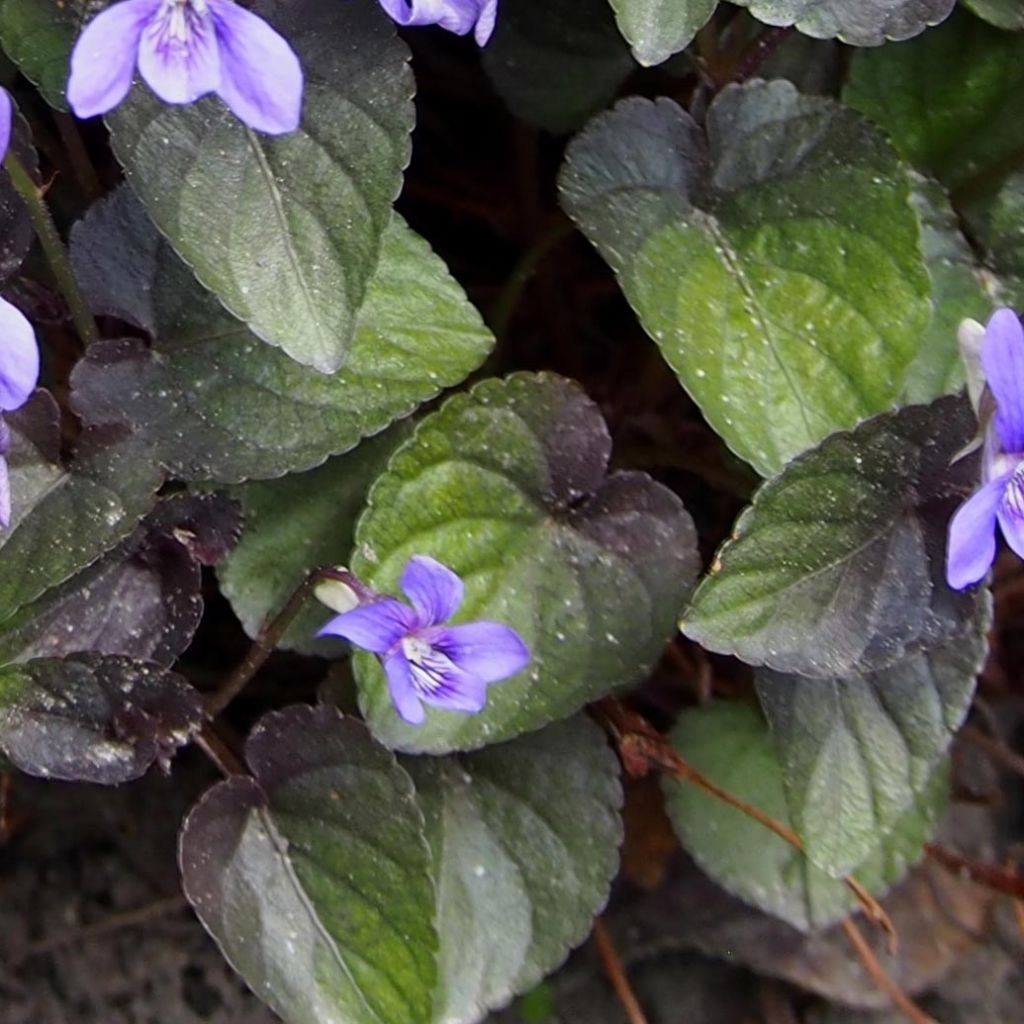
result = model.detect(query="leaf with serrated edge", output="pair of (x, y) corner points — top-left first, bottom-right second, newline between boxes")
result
(663, 701), (948, 932)
(608, 0), (717, 67)
(560, 81), (930, 476)
(735, 0), (954, 45)
(845, 8), (1024, 189)
(70, 189), (492, 483)
(0, 494), (241, 668)
(683, 395), (980, 678)
(350, 372), (699, 754)
(405, 716), (622, 1022)
(755, 603), (988, 877)
(0, 652), (202, 784)
(107, 0), (413, 371)
(181, 705), (438, 1024)
(0, 394), (163, 628)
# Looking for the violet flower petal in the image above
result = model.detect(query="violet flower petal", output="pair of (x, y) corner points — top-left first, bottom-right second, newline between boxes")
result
(437, 621), (530, 684)
(208, 0), (303, 135)
(997, 468), (1024, 560)
(981, 308), (1024, 453)
(316, 598), (416, 653)
(0, 454), (8, 530)
(946, 474), (1009, 589)
(67, 0), (159, 119)
(0, 88), (11, 162)
(384, 650), (426, 724)
(137, 3), (221, 105)
(378, 0), (496, 43)
(401, 555), (464, 626)
(473, 0), (498, 44)
(0, 298), (39, 412)
(418, 660), (488, 714)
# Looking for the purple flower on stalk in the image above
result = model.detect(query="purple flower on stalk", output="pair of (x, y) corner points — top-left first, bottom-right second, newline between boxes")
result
(947, 308), (1024, 589)
(67, 0), (303, 135)
(378, 0), (498, 46)
(0, 298), (40, 528)
(318, 555), (530, 725)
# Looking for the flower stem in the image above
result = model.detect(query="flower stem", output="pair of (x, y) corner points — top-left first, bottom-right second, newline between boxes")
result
(3, 151), (98, 347)
(204, 565), (356, 719)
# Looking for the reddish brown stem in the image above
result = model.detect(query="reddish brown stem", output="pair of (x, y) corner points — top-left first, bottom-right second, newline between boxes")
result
(925, 843), (1024, 899)
(841, 919), (937, 1024)
(592, 919), (650, 1024)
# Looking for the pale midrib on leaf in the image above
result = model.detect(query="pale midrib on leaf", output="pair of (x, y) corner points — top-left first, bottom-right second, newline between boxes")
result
(255, 805), (390, 1024)
(244, 130), (328, 356)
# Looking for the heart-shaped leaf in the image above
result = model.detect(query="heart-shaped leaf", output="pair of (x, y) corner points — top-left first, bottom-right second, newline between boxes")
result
(0, 652), (202, 783)
(107, 0), (413, 371)
(755, 603), (988, 877)
(349, 372), (699, 753)
(0, 393), (163, 627)
(845, 8), (1024, 190)
(734, 0), (955, 45)
(560, 81), (930, 476)
(181, 706), (622, 1024)
(70, 189), (493, 483)
(0, 493), (241, 668)
(607, 0), (717, 67)
(663, 701), (948, 932)
(219, 424), (412, 655)
(181, 705), (438, 1024)
(683, 395), (980, 677)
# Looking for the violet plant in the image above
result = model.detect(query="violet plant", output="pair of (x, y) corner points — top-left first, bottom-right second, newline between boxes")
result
(0, 1), (1020, 1022)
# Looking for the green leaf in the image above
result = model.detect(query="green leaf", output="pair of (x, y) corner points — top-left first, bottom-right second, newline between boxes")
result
(0, 394), (162, 627)
(560, 81), (930, 476)
(350, 372), (700, 754)
(755, 604), (987, 878)
(218, 425), (413, 655)
(181, 706), (622, 1024)
(70, 188), (493, 483)
(683, 395), (981, 677)
(0, 652), (202, 784)
(0, 0), (92, 110)
(107, 0), (413, 372)
(663, 701), (948, 931)
(607, 0), (717, 67)
(902, 174), (994, 404)
(965, 170), (1024, 279)
(964, 0), (1024, 30)
(0, 494), (241, 668)
(483, 0), (636, 133)
(405, 715), (622, 1023)
(733, 0), (955, 45)
(181, 705), (438, 1024)
(845, 8), (1024, 190)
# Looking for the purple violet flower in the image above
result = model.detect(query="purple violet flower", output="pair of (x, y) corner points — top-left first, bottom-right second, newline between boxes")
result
(0, 88), (11, 163)
(318, 555), (530, 725)
(947, 308), (1024, 589)
(378, 0), (498, 46)
(67, 0), (303, 135)
(0, 297), (40, 528)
